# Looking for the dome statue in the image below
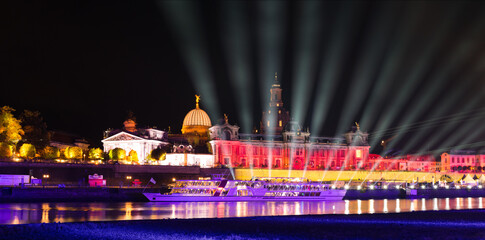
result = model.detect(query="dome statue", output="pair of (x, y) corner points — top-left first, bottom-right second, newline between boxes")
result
(182, 95), (212, 135)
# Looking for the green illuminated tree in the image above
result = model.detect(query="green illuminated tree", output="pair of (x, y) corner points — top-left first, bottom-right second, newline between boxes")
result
(42, 146), (60, 160)
(88, 148), (103, 160)
(0, 142), (14, 158)
(0, 106), (24, 145)
(19, 110), (49, 149)
(65, 146), (83, 160)
(109, 148), (126, 160)
(19, 143), (36, 159)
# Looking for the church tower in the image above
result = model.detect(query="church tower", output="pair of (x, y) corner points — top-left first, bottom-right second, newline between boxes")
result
(261, 73), (290, 135)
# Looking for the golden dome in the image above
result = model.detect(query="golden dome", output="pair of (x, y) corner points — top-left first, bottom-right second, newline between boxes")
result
(183, 108), (211, 127)
(181, 95), (211, 135)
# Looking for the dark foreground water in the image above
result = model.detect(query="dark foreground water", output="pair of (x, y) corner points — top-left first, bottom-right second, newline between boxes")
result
(1, 197), (484, 224)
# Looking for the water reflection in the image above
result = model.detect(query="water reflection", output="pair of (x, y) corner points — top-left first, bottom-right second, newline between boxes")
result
(1, 197), (485, 225)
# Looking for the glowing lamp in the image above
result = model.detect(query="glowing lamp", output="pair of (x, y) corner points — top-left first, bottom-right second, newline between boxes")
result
(172, 178), (177, 182)
(344, 185), (349, 190)
(357, 186), (362, 190)
(331, 185), (336, 189)
(421, 185), (425, 189)
(479, 185), (483, 189)
(467, 185), (472, 189)
(395, 185), (400, 189)
(433, 185), (438, 189)
(369, 185), (375, 190)
(456, 186), (461, 189)
(126, 176), (132, 180)
(445, 185), (450, 189)
(383, 185), (388, 189)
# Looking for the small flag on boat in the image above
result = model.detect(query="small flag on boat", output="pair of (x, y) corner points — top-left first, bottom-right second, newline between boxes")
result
(149, 178), (156, 184)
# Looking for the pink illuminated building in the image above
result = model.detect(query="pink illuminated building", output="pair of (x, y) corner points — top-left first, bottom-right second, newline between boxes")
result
(441, 150), (485, 173)
(364, 154), (438, 172)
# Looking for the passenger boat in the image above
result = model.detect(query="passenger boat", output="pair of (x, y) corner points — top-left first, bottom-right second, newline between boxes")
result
(144, 177), (346, 202)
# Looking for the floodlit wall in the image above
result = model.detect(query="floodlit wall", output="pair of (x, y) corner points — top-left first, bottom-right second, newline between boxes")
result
(163, 153), (215, 168)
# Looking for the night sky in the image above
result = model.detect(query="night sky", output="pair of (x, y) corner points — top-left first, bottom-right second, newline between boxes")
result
(3, 1), (485, 154)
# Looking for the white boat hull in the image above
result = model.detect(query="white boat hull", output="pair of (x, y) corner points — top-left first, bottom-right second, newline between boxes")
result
(144, 190), (346, 202)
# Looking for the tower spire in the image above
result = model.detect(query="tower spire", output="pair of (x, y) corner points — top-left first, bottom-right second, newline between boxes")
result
(195, 94), (200, 109)
(274, 72), (278, 82)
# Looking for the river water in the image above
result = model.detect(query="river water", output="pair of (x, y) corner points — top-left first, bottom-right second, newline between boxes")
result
(1, 197), (484, 224)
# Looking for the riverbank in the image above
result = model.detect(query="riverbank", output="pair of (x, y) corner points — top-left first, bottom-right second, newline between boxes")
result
(0, 187), (162, 202)
(1, 210), (485, 239)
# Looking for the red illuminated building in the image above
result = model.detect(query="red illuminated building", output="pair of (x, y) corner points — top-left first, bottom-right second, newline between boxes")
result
(209, 75), (370, 170)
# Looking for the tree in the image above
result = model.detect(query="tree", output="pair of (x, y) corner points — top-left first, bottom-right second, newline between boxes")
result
(19, 143), (36, 159)
(88, 148), (103, 160)
(19, 110), (49, 149)
(0, 106), (24, 145)
(127, 150), (139, 164)
(109, 148), (126, 160)
(65, 146), (83, 160)
(150, 148), (166, 161)
(0, 142), (13, 158)
(42, 146), (60, 160)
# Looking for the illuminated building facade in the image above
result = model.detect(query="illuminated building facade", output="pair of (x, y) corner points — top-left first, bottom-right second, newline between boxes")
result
(364, 154), (438, 172)
(49, 131), (90, 152)
(398, 155), (438, 172)
(102, 118), (169, 161)
(260, 73), (290, 135)
(102, 96), (214, 166)
(169, 95), (212, 149)
(210, 76), (370, 170)
(441, 150), (485, 173)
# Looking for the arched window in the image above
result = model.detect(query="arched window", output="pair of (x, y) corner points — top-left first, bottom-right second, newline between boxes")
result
(223, 129), (231, 140)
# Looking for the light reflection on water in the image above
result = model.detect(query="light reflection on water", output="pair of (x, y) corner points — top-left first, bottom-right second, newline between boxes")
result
(1, 197), (485, 225)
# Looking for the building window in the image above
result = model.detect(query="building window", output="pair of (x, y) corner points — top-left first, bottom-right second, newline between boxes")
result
(275, 147), (281, 156)
(339, 150), (345, 157)
(356, 149), (362, 158)
(279, 120), (282, 127)
(222, 145), (231, 155)
(267, 121), (270, 127)
(240, 147), (246, 155)
(278, 110), (281, 114)
(295, 148), (303, 156)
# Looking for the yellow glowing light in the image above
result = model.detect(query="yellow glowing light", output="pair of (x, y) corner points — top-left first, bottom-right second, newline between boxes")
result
(172, 178), (176, 182)
(126, 176), (132, 180)
(43, 174), (49, 179)
(356, 149), (362, 158)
